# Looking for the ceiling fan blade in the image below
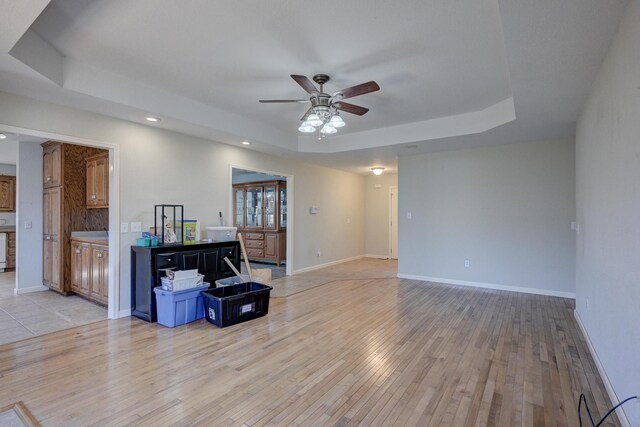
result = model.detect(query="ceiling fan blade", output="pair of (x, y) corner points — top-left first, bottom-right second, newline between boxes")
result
(259, 99), (308, 103)
(335, 102), (369, 116)
(337, 81), (380, 99)
(291, 74), (319, 94)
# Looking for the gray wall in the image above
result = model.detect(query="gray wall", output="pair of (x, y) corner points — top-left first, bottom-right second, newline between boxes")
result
(16, 142), (43, 291)
(364, 173), (397, 257)
(398, 138), (576, 296)
(576, 0), (640, 424)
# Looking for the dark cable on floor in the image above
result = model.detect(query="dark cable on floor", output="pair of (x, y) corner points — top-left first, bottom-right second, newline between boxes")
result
(578, 393), (638, 427)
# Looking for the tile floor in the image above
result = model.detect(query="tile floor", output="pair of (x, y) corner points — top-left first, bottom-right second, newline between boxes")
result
(0, 271), (107, 345)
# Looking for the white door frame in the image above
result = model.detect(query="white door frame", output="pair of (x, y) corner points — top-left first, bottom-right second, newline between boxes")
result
(229, 164), (294, 276)
(1, 123), (121, 319)
(389, 186), (398, 260)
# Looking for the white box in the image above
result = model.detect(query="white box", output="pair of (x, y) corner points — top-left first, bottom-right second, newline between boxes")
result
(205, 226), (237, 242)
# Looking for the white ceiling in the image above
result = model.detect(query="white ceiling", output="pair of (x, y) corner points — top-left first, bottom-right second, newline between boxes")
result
(0, 0), (629, 174)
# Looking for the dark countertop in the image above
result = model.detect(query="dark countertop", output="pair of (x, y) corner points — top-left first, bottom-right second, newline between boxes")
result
(0, 226), (16, 233)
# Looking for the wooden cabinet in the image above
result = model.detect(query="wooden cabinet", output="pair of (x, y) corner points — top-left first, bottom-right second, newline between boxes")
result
(41, 141), (109, 295)
(233, 180), (286, 266)
(43, 143), (61, 188)
(71, 239), (108, 305)
(6, 232), (16, 269)
(86, 153), (108, 208)
(131, 241), (241, 322)
(0, 176), (16, 212)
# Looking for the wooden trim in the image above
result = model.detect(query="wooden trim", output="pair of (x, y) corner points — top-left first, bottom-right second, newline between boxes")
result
(0, 401), (41, 427)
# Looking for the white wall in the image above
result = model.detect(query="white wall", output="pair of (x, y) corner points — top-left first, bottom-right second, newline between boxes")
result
(16, 141), (43, 292)
(0, 91), (365, 311)
(398, 138), (576, 297)
(0, 163), (16, 225)
(364, 173), (397, 257)
(575, 0), (640, 424)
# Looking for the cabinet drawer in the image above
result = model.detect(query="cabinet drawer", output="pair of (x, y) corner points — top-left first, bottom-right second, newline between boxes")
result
(246, 248), (264, 258)
(245, 233), (264, 240)
(245, 240), (264, 249)
(155, 252), (178, 269)
(7, 235), (15, 248)
(8, 247), (16, 257)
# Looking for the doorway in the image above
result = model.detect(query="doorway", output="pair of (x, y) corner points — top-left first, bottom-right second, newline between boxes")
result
(230, 166), (292, 277)
(389, 186), (398, 260)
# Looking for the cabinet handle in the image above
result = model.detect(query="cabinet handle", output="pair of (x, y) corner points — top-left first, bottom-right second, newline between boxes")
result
(46, 176), (52, 182)
(167, 258), (172, 262)
(91, 194), (97, 199)
(75, 249), (80, 253)
(45, 236), (51, 240)
(97, 253), (102, 258)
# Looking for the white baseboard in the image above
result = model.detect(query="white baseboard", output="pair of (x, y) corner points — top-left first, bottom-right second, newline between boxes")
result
(364, 254), (390, 259)
(574, 310), (631, 427)
(117, 309), (131, 319)
(15, 285), (49, 294)
(396, 273), (576, 299)
(293, 255), (365, 275)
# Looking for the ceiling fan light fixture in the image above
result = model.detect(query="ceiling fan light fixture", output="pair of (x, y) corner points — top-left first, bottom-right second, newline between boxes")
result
(306, 113), (323, 127)
(371, 167), (385, 175)
(329, 115), (345, 128)
(320, 124), (337, 134)
(298, 124), (316, 133)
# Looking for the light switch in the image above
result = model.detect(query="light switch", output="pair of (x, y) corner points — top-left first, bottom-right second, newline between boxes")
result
(24, 221), (32, 229)
(131, 222), (142, 232)
(406, 212), (412, 220)
(121, 222), (129, 233)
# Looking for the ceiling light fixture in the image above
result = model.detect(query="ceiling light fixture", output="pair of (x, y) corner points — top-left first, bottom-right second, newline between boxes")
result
(371, 167), (384, 176)
(242, 141), (251, 145)
(145, 116), (160, 122)
(0, 134), (6, 140)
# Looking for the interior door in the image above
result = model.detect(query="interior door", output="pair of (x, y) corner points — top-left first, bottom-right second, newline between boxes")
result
(390, 187), (398, 260)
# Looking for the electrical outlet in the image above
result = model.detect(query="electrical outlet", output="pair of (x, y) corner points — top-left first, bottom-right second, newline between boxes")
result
(347, 218), (351, 224)
(465, 259), (470, 268)
(24, 221), (32, 229)
(316, 249), (321, 257)
(406, 212), (412, 220)
(121, 222), (129, 233)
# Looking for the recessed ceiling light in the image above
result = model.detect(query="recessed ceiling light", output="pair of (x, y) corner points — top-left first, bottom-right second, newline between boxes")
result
(145, 116), (160, 122)
(0, 134), (6, 140)
(242, 141), (251, 145)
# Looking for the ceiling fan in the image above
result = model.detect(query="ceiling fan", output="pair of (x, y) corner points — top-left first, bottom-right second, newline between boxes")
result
(259, 74), (380, 136)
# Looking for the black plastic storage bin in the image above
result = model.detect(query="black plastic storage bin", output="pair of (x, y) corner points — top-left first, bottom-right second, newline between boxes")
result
(202, 282), (273, 327)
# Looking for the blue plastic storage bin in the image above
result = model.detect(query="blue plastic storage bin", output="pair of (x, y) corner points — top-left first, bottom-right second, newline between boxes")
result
(153, 283), (209, 327)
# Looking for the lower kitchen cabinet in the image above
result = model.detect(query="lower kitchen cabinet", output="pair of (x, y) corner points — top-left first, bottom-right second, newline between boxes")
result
(71, 238), (108, 305)
(131, 241), (241, 322)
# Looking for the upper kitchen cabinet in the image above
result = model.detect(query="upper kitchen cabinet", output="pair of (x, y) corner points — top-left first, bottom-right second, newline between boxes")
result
(86, 153), (109, 208)
(0, 175), (16, 212)
(42, 142), (62, 188)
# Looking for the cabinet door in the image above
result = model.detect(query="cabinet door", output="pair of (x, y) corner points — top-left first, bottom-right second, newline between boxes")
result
(0, 177), (15, 212)
(99, 247), (109, 303)
(265, 234), (277, 258)
(70, 242), (82, 293)
(279, 185), (287, 228)
(200, 248), (221, 284)
(218, 245), (240, 277)
(43, 144), (61, 188)
(43, 239), (61, 291)
(178, 250), (200, 271)
(245, 186), (263, 228)
(86, 160), (96, 206)
(90, 245), (107, 302)
(94, 156), (108, 207)
(264, 186), (276, 229)
(233, 188), (244, 227)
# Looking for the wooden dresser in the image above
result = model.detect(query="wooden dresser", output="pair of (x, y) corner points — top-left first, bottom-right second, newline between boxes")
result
(233, 180), (286, 266)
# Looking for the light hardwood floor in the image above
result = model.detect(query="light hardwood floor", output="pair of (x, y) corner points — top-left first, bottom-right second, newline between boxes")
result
(0, 261), (617, 426)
